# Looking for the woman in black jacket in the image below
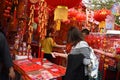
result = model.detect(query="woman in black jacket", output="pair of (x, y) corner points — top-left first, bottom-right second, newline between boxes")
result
(0, 31), (15, 80)
(52, 26), (90, 80)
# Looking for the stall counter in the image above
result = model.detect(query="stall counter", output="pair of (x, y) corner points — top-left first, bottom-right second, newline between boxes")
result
(13, 58), (66, 80)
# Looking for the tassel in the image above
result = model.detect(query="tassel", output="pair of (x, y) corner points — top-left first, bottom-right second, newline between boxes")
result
(55, 20), (61, 31)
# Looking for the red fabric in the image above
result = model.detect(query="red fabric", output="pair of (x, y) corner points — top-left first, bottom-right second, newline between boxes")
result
(45, 0), (82, 8)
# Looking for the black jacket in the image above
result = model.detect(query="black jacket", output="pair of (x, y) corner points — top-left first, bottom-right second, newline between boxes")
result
(64, 54), (85, 80)
(0, 32), (13, 77)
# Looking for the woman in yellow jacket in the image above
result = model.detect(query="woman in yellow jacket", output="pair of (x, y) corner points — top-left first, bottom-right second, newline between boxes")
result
(41, 29), (66, 62)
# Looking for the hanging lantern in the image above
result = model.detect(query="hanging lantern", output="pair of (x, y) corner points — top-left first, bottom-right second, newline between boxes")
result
(94, 9), (111, 22)
(68, 8), (78, 18)
(76, 12), (86, 22)
(54, 6), (68, 21)
(54, 6), (68, 30)
(45, 0), (81, 8)
(45, 0), (82, 30)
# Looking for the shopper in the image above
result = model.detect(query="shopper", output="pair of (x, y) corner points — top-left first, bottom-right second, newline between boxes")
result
(0, 31), (15, 80)
(41, 28), (66, 62)
(81, 28), (90, 39)
(52, 26), (91, 80)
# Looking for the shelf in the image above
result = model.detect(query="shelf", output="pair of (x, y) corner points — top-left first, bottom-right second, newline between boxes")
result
(106, 30), (120, 35)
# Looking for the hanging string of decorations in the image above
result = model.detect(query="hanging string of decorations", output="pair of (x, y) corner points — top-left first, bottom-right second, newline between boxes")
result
(3, 0), (12, 18)
(37, 0), (48, 40)
(28, 0), (48, 41)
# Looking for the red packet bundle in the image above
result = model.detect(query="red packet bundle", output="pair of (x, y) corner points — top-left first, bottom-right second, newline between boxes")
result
(14, 59), (32, 65)
(27, 70), (54, 80)
(41, 70), (53, 79)
(47, 64), (66, 78)
(19, 63), (43, 72)
(26, 70), (43, 80)
(57, 66), (66, 75)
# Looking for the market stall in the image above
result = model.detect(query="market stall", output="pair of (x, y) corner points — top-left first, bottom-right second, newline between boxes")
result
(0, 0), (120, 80)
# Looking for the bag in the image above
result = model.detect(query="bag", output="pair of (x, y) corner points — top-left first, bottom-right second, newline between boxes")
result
(87, 47), (99, 79)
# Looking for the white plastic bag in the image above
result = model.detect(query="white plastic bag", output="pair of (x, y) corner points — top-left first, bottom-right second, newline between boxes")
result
(88, 47), (99, 78)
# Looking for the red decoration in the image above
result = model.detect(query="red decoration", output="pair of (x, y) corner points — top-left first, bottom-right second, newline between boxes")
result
(114, 24), (120, 30)
(45, 0), (82, 8)
(94, 9), (111, 22)
(34, 17), (39, 23)
(62, 19), (70, 24)
(76, 12), (86, 22)
(116, 48), (120, 54)
(4, 10), (10, 13)
(3, 13), (11, 18)
(7, 7), (11, 10)
(68, 8), (78, 17)
(78, 2), (86, 11)
(68, 8), (86, 22)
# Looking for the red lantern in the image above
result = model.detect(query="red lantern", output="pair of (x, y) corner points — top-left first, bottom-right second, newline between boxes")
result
(45, 0), (81, 8)
(94, 9), (111, 22)
(68, 8), (78, 17)
(76, 12), (86, 22)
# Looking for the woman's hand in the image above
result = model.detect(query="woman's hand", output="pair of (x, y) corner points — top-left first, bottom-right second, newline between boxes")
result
(9, 67), (15, 80)
(51, 52), (68, 58)
(51, 52), (59, 58)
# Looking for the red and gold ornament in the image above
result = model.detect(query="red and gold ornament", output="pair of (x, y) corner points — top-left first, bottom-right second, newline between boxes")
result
(76, 12), (86, 22)
(94, 9), (111, 22)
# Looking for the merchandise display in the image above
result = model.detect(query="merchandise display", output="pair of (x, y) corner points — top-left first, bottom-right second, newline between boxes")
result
(86, 32), (120, 80)
(14, 58), (66, 80)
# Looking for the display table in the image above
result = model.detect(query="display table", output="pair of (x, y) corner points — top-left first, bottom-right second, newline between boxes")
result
(13, 58), (66, 80)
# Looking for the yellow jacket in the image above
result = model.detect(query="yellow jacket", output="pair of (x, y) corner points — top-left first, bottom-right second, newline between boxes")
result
(41, 37), (56, 54)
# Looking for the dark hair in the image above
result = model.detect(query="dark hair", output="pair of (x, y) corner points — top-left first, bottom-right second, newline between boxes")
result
(45, 30), (51, 38)
(0, 23), (6, 36)
(81, 29), (90, 35)
(67, 26), (83, 46)
(45, 28), (54, 38)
